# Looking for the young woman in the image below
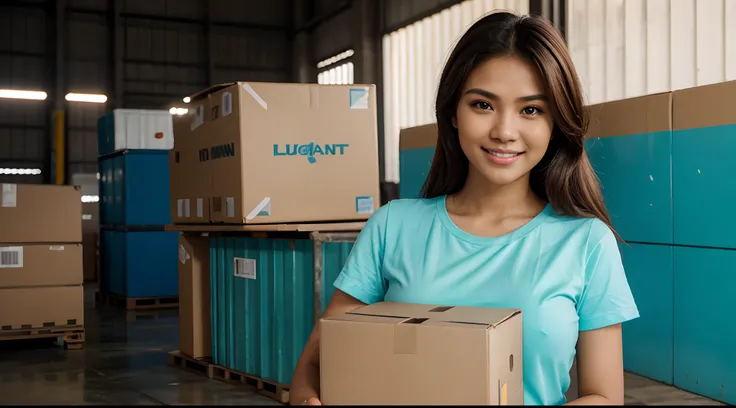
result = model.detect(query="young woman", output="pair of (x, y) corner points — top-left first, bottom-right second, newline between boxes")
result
(290, 11), (638, 406)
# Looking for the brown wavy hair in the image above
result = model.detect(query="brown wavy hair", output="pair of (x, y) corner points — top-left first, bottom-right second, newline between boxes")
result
(421, 11), (619, 239)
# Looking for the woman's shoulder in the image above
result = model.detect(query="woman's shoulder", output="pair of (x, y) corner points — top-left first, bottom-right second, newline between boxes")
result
(384, 196), (442, 214)
(541, 208), (619, 250)
(365, 196), (442, 231)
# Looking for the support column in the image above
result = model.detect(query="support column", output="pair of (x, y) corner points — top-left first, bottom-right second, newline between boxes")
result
(112, 0), (123, 109)
(350, 0), (384, 184)
(204, 0), (214, 86)
(54, 0), (67, 185)
(292, 0), (314, 83)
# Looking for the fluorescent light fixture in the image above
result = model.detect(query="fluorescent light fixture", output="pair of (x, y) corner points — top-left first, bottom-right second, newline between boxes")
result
(0, 89), (47, 100)
(81, 195), (99, 203)
(0, 168), (42, 175)
(183, 97), (191, 103)
(65, 93), (107, 103)
(169, 107), (188, 116)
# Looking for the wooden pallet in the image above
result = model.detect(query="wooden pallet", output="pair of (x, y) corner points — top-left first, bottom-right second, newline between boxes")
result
(168, 350), (290, 404)
(125, 309), (177, 323)
(95, 291), (179, 310)
(0, 325), (85, 350)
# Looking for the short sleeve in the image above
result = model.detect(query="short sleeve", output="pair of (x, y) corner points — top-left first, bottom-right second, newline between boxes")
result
(332, 202), (391, 304)
(577, 223), (640, 332)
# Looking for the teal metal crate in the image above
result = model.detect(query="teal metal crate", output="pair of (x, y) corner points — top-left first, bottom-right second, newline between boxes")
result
(674, 246), (736, 405)
(619, 243), (674, 384)
(585, 131), (673, 245)
(399, 146), (435, 199)
(673, 124), (736, 249)
(210, 232), (356, 386)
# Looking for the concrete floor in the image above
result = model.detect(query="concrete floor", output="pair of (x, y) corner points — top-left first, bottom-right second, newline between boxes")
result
(0, 284), (724, 406)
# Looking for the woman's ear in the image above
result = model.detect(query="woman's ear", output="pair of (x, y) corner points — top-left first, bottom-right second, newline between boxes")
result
(451, 116), (458, 128)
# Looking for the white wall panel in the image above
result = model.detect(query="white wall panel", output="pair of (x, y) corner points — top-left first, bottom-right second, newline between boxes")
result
(381, 0), (528, 183)
(568, 0), (736, 105)
(317, 62), (354, 85)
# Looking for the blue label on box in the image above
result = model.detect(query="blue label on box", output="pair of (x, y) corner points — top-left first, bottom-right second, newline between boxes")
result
(356, 196), (374, 214)
(349, 88), (369, 110)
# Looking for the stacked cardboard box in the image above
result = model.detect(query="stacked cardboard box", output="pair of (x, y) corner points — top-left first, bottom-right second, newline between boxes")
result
(82, 202), (99, 282)
(97, 109), (179, 301)
(0, 184), (85, 333)
(169, 82), (382, 364)
(177, 234), (211, 360)
(583, 80), (736, 405)
(169, 81), (381, 225)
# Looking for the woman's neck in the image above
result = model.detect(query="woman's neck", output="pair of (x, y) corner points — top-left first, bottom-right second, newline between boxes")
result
(450, 170), (545, 218)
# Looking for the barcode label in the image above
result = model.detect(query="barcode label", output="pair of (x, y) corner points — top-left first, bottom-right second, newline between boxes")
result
(2, 184), (17, 208)
(226, 197), (235, 218)
(0, 247), (23, 268)
(234, 257), (256, 280)
(223, 92), (232, 117)
(190, 104), (204, 130)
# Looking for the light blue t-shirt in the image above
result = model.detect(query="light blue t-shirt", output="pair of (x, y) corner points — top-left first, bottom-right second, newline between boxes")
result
(333, 196), (640, 406)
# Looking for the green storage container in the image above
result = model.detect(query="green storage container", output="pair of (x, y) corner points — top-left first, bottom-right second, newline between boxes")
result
(210, 232), (357, 386)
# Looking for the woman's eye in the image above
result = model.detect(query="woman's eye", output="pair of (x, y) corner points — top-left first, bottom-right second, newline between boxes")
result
(473, 101), (492, 110)
(522, 106), (542, 115)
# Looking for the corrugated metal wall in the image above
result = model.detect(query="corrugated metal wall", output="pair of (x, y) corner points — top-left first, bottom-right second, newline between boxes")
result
(313, 2), (354, 63)
(567, 0), (736, 105)
(67, 6), (109, 176)
(0, 0), (292, 184)
(381, 0), (529, 183)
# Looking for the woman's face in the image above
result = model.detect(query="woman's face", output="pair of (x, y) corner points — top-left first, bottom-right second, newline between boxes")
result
(454, 55), (555, 188)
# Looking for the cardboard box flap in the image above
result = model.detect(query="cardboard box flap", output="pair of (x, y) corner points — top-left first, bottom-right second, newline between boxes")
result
(323, 314), (409, 325)
(399, 123), (439, 150)
(586, 91), (672, 139)
(673, 80), (736, 130)
(187, 82), (237, 101)
(342, 302), (520, 328)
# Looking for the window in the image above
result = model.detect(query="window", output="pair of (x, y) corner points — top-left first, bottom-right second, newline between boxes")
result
(381, 0), (529, 183)
(317, 49), (355, 85)
(567, 0), (736, 105)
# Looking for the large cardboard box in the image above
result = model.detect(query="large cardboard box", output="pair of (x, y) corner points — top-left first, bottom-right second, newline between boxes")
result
(178, 234), (211, 359)
(399, 123), (438, 199)
(672, 80), (736, 249)
(320, 302), (523, 405)
(170, 115), (210, 224)
(584, 92), (673, 245)
(0, 244), (82, 288)
(172, 82), (380, 225)
(0, 184), (82, 244)
(0, 285), (84, 329)
(82, 202), (99, 282)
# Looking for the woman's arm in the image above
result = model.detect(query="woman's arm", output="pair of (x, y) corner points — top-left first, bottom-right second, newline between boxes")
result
(565, 324), (625, 405)
(289, 290), (367, 405)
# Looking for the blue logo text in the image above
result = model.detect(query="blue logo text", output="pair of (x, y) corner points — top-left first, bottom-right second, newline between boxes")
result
(273, 142), (349, 164)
